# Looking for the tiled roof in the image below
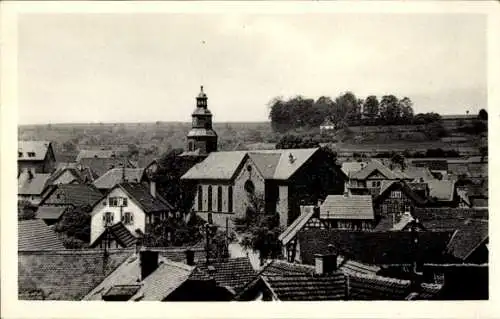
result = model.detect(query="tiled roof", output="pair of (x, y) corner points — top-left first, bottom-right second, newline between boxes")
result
(103, 284), (141, 298)
(18, 140), (51, 161)
(181, 148), (320, 181)
(18, 219), (65, 251)
(347, 272), (411, 300)
(320, 195), (374, 220)
(262, 273), (346, 301)
(36, 206), (69, 220)
(341, 161), (367, 177)
(298, 229), (452, 266)
(83, 254), (193, 301)
(93, 168), (146, 189)
(78, 157), (136, 178)
(90, 222), (137, 248)
(350, 159), (403, 180)
(152, 247), (206, 264)
(47, 167), (84, 185)
(190, 257), (257, 293)
(428, 180), (455, 202)
(374, 181), (427, 205)
(40, 184), (103, 207)
(18, 250), (131, 300)
(118, 182), (173, 213)
(248, 153), (281, 179)
(413, 207), (488, 231)
(446, 219), (488, 261)
(397, 166), (435, 182)
(278, 206), (316, 245)
(18, 173), (52, 195)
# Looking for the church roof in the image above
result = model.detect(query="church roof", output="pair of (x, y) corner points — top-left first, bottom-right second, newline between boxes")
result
(187, 128), (217, 137)
(181, 148), (320, 181)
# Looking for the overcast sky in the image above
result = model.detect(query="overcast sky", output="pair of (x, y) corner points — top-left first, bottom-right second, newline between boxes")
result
(17, 13), (487, 125)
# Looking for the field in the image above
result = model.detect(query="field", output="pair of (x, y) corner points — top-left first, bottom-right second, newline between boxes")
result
(18, 120), (485, 161)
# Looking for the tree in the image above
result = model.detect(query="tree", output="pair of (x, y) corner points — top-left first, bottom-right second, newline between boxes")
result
(18, 200), (36, 220)
(54, 206), (91, 243)
(335, 92), (360, 124)
(363, 95), (379, 121)
(391, 153), (406, 170)
(379, 95), (401, 124)
(142, 216), (203, 247)
(478, 109), (488, 121)
(154, 148), (199, 213)
(275, 134), (320, 149)
(399, 97), (415, 122)
(233, 193), (282, 266)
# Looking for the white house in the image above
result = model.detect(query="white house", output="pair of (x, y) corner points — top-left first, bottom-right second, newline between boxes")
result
(89, 182), (173, 247)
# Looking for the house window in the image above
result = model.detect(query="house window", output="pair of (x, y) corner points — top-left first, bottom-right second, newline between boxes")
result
(123, 212), (134, 225)
(109, 197), (127, 207)
(18, 152), (23, 157)
(217, 186), (223, 212)
(228, 186), (233, 212)
(372, 181), (381, 187)
(27, 152), (35, 157)
(391, 191), (402, 199)
(404, 204), (411, 212)
(188, 141), (194, 152)
(208, 186), (213, 211)
(208, 213), (213, 224)
(198, 185), (203, 211)
(103, 212), (114, 226)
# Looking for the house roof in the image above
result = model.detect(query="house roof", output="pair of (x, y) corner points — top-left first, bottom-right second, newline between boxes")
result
(35, 206), (68, 220)
(18, 140), (51, 161)
(298, 229), (453, 266)
(341, 161), (366, 177)
(278, 206), (316, 245)
(189, 257), (257, 293)
(347, 272), (411, 300)
(428, 180), (456, 202)
(93, 168), (146, 189)
(181, 148), (320, 181)
(90, 222), (138, 248)
(446, 219), (488, 261)
(18, 219), (65, 251)
(18, 250), (131, 300)
(18, 173), (52, 195)
(397, 166), (435, 182)
(83, 254), (194, 301)
(78, 157), (136, 178)
(40, 184), (103, 207)
(374, 181), (428, 206)
(350, 159), (407, 180)
(47, 167), (84, 185)
(116, 182), (173, 213)
(320, 195), (374, 220)
(261, 273), (347, 301)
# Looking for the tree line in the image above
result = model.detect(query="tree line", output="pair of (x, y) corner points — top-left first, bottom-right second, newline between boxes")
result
(268, 92), (444, 133)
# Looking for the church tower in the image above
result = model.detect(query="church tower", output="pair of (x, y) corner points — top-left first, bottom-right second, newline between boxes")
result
(184, 86), (218, 157)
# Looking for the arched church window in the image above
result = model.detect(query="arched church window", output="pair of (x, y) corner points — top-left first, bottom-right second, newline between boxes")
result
(208, 186), (213, 211)
(198, 185), (203, 211)
(244, 180), (255, 194)
(217, 186), (223, 212)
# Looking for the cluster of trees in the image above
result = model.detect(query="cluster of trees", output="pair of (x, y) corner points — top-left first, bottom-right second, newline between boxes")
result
(268, 92), (439, 133)
(233, 194), (283, 266)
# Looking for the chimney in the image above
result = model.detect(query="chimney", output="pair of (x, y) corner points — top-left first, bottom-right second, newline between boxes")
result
(289, 153), (296, 164)
(150, 180), (156, 198)
(185, 249), (195, 266)
(139, 250), (159, 280)
(314, 253), (338, 275)
(27, 170), (34, 181)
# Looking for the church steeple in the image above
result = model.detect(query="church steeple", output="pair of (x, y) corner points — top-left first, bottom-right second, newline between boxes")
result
(183, 85), (218, 157)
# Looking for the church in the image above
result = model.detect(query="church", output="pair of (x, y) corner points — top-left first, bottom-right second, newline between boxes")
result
(180, 86), (346, 230)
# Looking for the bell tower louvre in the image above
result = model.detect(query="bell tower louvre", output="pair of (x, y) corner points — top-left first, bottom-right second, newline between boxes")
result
(181, 86), (218, 157)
